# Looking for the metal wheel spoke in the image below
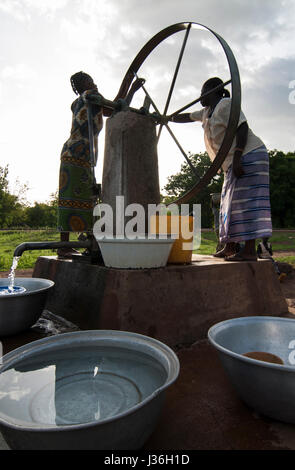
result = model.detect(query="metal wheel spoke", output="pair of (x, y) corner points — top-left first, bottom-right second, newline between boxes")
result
(117, 22), (241, 205)
(138, 76), (201, 180)
(134, 73), (161, 115)
(163, 126), (201, 180)
(157, 23), (192, 141)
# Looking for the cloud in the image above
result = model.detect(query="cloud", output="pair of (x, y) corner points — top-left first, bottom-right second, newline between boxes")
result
(24, 0), (69, 14)
(242, 56), (295, 151)
(1, 63), (35, 81)
(0, 0), (30, 22)
(0, 0), (69, 22)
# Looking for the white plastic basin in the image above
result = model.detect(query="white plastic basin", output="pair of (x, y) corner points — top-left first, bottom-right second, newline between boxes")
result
(96, 236), (175, 269)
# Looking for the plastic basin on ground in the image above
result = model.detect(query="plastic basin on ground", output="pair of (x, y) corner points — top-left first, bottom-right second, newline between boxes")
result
(208, 316), (295, 424)
(0, 330), (179, 450)
(0, 278), (54, 336)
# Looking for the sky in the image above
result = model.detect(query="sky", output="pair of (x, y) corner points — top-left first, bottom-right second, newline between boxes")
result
(0, 0), (294, 204)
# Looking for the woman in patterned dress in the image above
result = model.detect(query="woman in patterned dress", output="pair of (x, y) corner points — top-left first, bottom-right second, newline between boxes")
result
(57, 71), (143, 258)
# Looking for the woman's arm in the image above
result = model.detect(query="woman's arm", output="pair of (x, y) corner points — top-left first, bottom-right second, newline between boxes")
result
(233, 121), (248, 177)
(169, 113), (193, 123)
(125, 78), (145, 106)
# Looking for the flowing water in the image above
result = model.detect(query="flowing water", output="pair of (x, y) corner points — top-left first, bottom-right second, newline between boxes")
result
(8, 256), (20, 292)
(0, 256), (26, 295)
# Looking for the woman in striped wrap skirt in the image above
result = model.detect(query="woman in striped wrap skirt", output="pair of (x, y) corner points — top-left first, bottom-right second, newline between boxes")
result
(171, 77), (272, 261)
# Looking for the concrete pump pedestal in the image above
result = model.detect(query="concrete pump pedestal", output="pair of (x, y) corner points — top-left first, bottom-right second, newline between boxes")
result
(33, 254), (288, 348)
(101, 111), (161, 233)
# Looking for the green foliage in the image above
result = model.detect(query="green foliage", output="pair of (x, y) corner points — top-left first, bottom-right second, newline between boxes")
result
(0, 165), (57, 229)
(163, 152), (223, 228)
(25, 202), (57, 228)
(0, 165), (9, 192)
(0, 165), (25, 228)
(269, 150), (295, 228)
(163, 149), (295, 229)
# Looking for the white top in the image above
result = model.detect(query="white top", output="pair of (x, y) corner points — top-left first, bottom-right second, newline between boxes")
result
(190, 98), (264, 172)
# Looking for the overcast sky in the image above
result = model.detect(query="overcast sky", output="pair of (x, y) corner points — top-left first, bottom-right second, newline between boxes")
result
(0, 0), (294, 204)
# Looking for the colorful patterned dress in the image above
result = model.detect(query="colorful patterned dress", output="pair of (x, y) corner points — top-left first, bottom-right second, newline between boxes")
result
(58, 91), (103, 232)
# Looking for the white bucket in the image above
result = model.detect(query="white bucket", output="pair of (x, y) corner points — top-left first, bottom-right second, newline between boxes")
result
(96, 236), (175, 269)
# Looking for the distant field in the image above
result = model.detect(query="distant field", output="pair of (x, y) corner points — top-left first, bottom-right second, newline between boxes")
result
(0, 229), (294, 271)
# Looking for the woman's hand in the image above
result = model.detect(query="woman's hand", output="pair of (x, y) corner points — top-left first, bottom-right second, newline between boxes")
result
(125, 78), (145, 105)
(81, 89), (102, 105)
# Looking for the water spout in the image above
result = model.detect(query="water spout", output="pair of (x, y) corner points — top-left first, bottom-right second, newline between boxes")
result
(13, 240), (92, 258)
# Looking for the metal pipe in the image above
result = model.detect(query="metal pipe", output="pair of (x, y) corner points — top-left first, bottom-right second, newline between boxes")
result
(13, 240), (92, 258)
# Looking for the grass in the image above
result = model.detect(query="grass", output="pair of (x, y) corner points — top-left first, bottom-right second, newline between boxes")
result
(0, 229), (294, 271)
(274, 255), (295, 267)
(266, 231), (295, 251)
(195, 230), (218, 255)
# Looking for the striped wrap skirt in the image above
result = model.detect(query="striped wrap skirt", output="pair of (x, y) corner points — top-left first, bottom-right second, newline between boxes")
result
(219, 145), (272, 244)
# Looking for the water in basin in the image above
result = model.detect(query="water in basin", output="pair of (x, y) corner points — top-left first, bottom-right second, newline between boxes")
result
(0, 286), (26, 296)
(0, 345), (167, 427)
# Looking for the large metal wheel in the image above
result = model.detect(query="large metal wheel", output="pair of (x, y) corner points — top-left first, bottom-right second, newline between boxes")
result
(115, 22), (241, 205)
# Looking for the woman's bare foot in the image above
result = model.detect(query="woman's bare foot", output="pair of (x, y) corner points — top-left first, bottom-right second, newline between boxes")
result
(213, 242), (237, 258)
(225, 240), (257, 261)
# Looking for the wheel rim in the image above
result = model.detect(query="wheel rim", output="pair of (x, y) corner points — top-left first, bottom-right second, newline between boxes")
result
(115, 22), (241, 205)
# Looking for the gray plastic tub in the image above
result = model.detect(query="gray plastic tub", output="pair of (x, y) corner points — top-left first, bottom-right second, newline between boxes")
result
(208, 316), (295, 424)
(0, 278), (54, 336)
(0, 330), (179, 450)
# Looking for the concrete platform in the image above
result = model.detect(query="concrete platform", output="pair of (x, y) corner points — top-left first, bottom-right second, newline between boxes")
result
(32, 254), (288, 348)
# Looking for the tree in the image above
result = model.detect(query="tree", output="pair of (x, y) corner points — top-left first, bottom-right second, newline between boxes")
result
(163, 152), (224, 228)
(0, 165), (9, 193)
(0, 165), (25, 228)
(0, 164), (58, 228)
(269, 150), (295, 228)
